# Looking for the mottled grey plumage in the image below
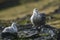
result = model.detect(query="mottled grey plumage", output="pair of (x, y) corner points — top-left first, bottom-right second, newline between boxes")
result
(2, 22), (18, 33)
(1, 22), (18, 39)
(30, 8), (46, 27)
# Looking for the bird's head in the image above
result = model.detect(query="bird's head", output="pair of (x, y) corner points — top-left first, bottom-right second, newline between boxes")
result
(33, 8), (39, 15)
(11, 22), (18, 27)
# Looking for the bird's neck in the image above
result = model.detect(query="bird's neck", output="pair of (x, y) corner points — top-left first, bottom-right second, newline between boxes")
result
(11, 25), (18, 32)
(33, 11), (38, 16)
(11, 24), (17, 29)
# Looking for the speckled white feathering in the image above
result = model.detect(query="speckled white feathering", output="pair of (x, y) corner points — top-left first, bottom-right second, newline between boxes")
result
(2, 22), (18, 33)
(30, 8), (40, 26)
(30, 8), (38, 24)
(30, 8), (46, 26)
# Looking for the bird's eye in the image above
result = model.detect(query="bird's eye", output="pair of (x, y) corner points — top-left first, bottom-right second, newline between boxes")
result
(36, 9), (37, 10)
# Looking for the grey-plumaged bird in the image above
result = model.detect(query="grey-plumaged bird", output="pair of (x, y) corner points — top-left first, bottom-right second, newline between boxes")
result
(30, 8), (46, 27)
(2, 22), (18, 33)
(1, 22), (18, 39)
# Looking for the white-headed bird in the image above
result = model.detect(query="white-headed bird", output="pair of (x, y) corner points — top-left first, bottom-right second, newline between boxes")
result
(30, 8), (46, 27)
(1, 22), (18, 39)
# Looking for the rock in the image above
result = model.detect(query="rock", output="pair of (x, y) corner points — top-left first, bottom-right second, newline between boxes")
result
(17, 25), (58, 40)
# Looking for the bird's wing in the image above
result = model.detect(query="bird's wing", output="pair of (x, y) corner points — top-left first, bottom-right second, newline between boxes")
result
(2, 27), (10, 32)
(2, 26), (15, 33)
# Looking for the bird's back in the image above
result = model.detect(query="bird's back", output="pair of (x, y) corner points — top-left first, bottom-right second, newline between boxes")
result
(2, 26), (17, 33)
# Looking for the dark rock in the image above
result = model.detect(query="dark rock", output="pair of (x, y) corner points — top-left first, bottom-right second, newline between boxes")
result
(57, 29), (60, 40)
(17, 24), (58, 40)
(1, 32), (19, 40)
(0, 24), (58, 40)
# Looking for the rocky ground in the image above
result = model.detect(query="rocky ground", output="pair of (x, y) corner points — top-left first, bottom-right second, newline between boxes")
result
(0, 9), (60, 40)
(0, 24), (59, 40)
